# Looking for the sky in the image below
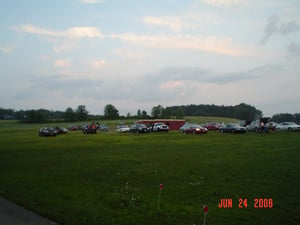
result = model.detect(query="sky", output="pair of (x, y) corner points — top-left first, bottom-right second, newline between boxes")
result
(0, 0), (300, 117)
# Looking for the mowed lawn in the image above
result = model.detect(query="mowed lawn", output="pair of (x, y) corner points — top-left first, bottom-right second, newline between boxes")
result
(0, 121), (299, 225)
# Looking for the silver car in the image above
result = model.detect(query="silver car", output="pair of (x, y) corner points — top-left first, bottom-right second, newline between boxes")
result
(117, 124), (130, 133)
(247, 120), (259, 132)
(276, 122), (300, 131)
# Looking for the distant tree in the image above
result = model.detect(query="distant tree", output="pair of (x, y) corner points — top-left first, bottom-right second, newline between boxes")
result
(151, 105), (164, 118)
(141, 110), (148, 119)
(76, 105), (89, 121)
(161, 107), (171, 118)
(50, 110), (65, 120)
(104, 104), (119, 119)
(175, 107), (185, 119)
(64, 107), (76, 122)
(25, 109), (48, 123)
(137, 109), (142, 118)
(165, 103), (262, 120)
(0, 108), (14, 119)
(14, 110), (26, 120)
(294, 113), (300, 123)
(272, 113), (295, 123)
(126, 112), (131, 118)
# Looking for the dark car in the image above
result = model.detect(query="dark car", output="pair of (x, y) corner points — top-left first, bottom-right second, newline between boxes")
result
(183, 124), (208, 134)
(219, 123), (246, 133)
(39, 127), (57, 137)
(130, 123), (149, 133)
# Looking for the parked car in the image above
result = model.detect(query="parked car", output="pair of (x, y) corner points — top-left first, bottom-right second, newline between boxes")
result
(130, 123), (149, 133)
(152, 122), (169, 132)
(247, 120), (259, 132)
(219, 123), (246, 133)
(68, 124), (78, 131)
(276, 122), (300, 131)
(39, 127), (57, 137)
(179, 123), (190, 132)
(203, 122), (221, 130)
(117, 124), (130, 133)
(183, 124), (208, 134)
(99, 124), (108, 131)
(54, 126), (68, 134)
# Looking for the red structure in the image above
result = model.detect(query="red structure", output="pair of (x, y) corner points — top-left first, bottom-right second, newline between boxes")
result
(136, 119), (186, 131)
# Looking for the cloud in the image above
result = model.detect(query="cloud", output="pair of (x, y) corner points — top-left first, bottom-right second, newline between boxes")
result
(160, 81), (185, 90)
(53, 59), (71, 68)
(79, 0), (104, 4)
(15, 24), (102, 39)
(15, 24), (248, 56)
(15, 24), (103, 53)
(203, 0), (240, 6)
(66, 27), (102, 38)
(260, 14), (299, 45)
(286, 42), (300, 57)
(143, 14), (220, 33)
(0, 45), (14, 53)
(114, 48), (148, 60)
(143, 16), (184, 32)
(110, 33), (249, 56)
(146, 64), (280, 86)
(14, 24), (64, 36)
(90, 59), (107, 68)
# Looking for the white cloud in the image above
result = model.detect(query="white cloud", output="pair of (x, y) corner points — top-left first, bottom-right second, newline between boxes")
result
(66, 27), (102, 38)
(53, 59), (71, 68)
(79, 0), (104, 4)
(15, 24), (102, 39)
(203, 0), (241, 6)
(143, 14), (219, 33)
(114, 48), (148, 60)
(14, 24), (248, 56)
(15, 24), (103, 53)
(90, 59), (106, 68)
(110, 33), (250, 56)
(160, 81), (185, 90)
(14, 24), (64, 36)
(143, 16), (184, 32)
(0, 45), (14, 53)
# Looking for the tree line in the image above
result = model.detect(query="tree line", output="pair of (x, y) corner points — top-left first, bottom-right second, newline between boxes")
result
(1, 103), (298, 123)
(151, 103), (263, 121)
(0, 104), (149, 123)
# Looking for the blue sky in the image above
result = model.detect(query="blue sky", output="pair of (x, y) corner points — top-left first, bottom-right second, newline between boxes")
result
(1, 0), (300, 116)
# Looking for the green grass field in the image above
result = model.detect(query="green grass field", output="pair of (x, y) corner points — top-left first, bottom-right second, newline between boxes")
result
(0, 120), (299, 225)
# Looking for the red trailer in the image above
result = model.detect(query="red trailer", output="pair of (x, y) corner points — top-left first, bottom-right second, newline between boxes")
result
(136, 119), (186, 131)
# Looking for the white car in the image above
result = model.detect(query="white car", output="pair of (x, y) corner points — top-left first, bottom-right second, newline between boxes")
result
(276, 122), (300, 131)
(153, 123), (169, 132)
(117, 124), (130, 133)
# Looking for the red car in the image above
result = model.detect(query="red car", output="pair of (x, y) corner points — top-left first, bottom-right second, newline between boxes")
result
(68, 124), (79, 131)
(183, 124), (208, 134)
(203, 122), (221, 130)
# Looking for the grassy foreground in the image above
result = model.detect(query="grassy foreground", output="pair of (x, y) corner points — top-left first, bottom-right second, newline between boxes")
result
(0, 120), (299, 225)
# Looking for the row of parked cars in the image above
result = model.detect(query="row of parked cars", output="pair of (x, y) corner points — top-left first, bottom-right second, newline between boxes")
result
(38, 126), (68, 137)
(117, 122), (170, 133)
(39, 119), (300, 137)
(179, 119), (300, 134)
(245, 120), (300, 132)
